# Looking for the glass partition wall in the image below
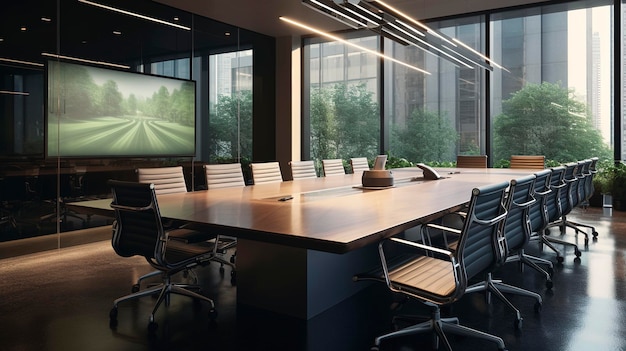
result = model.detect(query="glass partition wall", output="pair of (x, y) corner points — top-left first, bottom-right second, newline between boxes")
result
(0, 0), (275, 255)
(302, 0), (618, 168)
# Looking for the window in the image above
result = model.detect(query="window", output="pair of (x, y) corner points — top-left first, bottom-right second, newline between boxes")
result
(491, 3), (614, 165)
(304, 34), (380, 164)
(208, 50), (253, 163)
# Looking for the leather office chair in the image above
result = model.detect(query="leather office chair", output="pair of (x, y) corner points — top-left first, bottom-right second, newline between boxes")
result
(427, 175), (543, 328)
(456, 155), (488, 168)
(543, 164), (582, 262)
(357, 181), (510, 351)
(136, 166), (189, 194)
(349, 157), (370, 175)
(321, 159), (346, 176)
(249, 162), (283, 184)
(204, 163), (246, 188)
(557, 159), (599, 240)
(107, 180), (217, 333)
(509, 155), (545, 170)
(289, 160), (318, 180)
(137, 166), (231, 278)
(203, 163), (244, 274)
(516, 169), (555, 288)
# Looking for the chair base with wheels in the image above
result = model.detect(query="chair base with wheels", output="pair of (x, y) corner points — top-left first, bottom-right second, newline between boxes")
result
(371, 302), (507, 351)
(107, 180), (218, 333)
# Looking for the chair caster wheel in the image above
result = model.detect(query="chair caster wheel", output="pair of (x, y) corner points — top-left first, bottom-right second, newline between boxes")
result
(208, 308), (218, 321)
(148, 321), (158, 333)
(556, 256), (564, 263)
(514, 318), (523, 330)
(230, 256), (236, 263)
(131, 284), (140, 293)
(592, 231), (598, 238)
(575, 249), (582, 257)
(545, 280), (553, 289)
(109, 307), (118, 328)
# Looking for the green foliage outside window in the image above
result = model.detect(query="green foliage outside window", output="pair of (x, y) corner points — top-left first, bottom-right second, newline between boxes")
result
(390, 108), (459, 164)
(493, 82), (612, 164)
(208, 90), (253, 163)
(310, 83), (379, 162)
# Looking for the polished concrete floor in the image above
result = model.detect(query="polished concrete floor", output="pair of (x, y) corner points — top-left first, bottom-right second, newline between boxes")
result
(1, 206), (625, 351)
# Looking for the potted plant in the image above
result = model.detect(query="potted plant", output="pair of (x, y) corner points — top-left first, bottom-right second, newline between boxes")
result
(596, 161), (626, 210)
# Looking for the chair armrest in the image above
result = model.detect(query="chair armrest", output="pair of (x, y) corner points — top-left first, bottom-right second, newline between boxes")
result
(512, 195), (536, 209)
(424, 223), (462, 235)
(389, 237), (454, 257)
(378, 237), (460, 298)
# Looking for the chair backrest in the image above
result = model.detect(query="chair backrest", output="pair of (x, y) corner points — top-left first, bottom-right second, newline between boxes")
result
(510, 155), (545, 170)
(456, 181), (510, 280)
(456, 155), (488, 168)
(322, 159), (346, 176)
(350, 157), (370, 174)
(502, 174), (536, 254)
(136, 166), (188, 195)
(204, 163), (245, 189)
(250, 162), (283, 184)
(559, 162), (579, 216)
(587, 157), (599, 198)
(108, 180), (165, 262)
(574, 159), (591, 205)
(545, 166), (566, 222)
(529, 169), (552, 234)
(289, 160), (318, 180)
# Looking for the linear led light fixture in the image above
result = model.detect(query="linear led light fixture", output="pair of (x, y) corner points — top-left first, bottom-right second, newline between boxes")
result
(0, 90), (30, 96)
(41, 53), (130, 69)
(452, 38), (510, 73)
(304, 0), (500, 71)
(0, 57), (45, 67)
(371, 0), (451, 44)
(303, 0), (364, 28)
(77, 0), (190, 30)
(279, 17), (430, 75)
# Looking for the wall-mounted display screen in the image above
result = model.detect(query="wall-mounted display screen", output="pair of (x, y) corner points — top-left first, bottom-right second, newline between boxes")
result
(47, 60), (196, 158)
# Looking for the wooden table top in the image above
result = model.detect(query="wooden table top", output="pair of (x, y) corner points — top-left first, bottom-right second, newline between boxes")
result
(69, 167), (537, 254)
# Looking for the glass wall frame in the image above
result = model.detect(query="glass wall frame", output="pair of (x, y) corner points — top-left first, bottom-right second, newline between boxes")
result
(301, 0), (621, 168)
(0, 0), (275, 255)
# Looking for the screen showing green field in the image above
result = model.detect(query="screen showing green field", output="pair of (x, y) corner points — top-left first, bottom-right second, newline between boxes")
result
(47, 60), (195, 157)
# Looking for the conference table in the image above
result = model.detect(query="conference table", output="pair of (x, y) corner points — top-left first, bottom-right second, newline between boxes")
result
(68, 166), (539, 319)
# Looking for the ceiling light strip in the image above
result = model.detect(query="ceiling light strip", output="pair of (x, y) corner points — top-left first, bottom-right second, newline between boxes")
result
(41, 53), (130, 69)
(279, 17), (430, 75)
(372, 0), (454, 45)
(77, 0), (190, 30)
(0, 57), (44, 67)
(452, 38), (510, 72)
(342, 6), (379, 26)
(302, 2), (360, 29)
(0, 90), (30, 96)
(308, 0), (367, 27)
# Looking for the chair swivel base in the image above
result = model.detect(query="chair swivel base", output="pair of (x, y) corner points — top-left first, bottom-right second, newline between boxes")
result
(371, 306), (507, 351)
(109, 280), (217, 333)
(465, 273), (542, 329)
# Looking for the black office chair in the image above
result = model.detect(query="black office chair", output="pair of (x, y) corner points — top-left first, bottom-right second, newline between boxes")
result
(357, 181), (510, 351)
(543, 164), (582, 262)
(515, 169), (555, 287)
(107, 180), (217, 333)
(431, 175), (543, 329)
(558, 159), (599, 240)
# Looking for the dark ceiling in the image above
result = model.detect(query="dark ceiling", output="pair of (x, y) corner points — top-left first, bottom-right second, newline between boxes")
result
(0, 0), (258, 69)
